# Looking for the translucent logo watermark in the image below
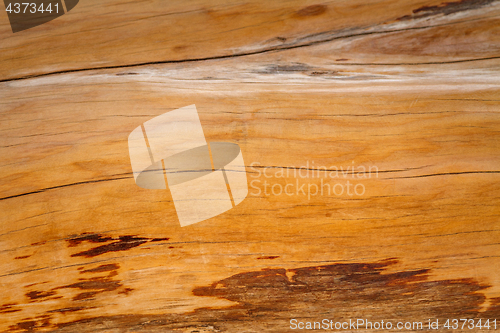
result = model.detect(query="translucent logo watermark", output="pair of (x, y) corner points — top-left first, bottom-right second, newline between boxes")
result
(128, 105), (248, 227)
(249, 161), (378, 199)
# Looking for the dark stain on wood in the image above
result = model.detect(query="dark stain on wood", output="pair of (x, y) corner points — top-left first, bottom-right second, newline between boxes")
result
(48, 307), (88, 313)
(80, 264), (120, 274)
(42, 259), (499, 333)
(397, 0), (495, 20)
(15, 255), (31, 259)
(8, 260), (134, 332)
(9, 315), (52, 332)
(118, 287), (133, 295)
(115, 72), (138, 76)
(256, 255), (280, 259)
(17, 262), (130, 326)
(72, 292), (100, 301)
(70, 236), (147, 257)
(258, 63), (338, 77)
(63, 275), (123, 301)
(67, 234), (170, 258)
(266, 36), (287, 44)
(262, 63), (312, 74)
(59, 277), (122, 292)
(60, 263), (130, 303)
(310, 70), (337, 76)
(295, 4), (327, 17)
(0, 303), (21, 314)
(25, 290), (57, 301)
(151, 238), (170, 242)
(172, 45), (188, 52)
(10, 320), (37, 332)
(66, 233), (113, 247)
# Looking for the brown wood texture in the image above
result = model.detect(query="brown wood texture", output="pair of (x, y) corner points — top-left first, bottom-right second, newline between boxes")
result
(1, 0), (499, 332)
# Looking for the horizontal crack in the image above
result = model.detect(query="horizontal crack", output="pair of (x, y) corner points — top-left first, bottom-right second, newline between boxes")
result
(0, 176), (131, 202)
(386, 170), (500, 179)
(3, 167), (497, 201)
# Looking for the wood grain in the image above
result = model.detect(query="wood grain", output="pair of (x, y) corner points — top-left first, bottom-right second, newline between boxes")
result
(1, 0), (499, 81)
(0, 0), (499, 332)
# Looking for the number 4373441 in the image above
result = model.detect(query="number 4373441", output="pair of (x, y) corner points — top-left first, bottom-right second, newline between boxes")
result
(443, 319), (497, 330)
(6, 3), (59, 14)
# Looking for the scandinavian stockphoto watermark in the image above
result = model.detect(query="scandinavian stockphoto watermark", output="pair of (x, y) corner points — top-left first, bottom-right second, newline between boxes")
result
(249, 161), (379, 199)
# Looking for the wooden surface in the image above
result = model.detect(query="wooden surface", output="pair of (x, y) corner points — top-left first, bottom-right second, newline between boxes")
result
(0, 0), (499, 332)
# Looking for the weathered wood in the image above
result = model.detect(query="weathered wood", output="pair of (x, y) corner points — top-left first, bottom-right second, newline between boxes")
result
(1, 0), (499, 81)
(0, 0), (499, 332)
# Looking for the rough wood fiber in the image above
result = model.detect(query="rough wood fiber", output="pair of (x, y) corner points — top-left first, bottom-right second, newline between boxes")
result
(0, 0), (499, 332)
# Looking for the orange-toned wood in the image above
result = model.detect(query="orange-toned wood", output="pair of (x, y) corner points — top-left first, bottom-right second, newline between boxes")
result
(0, 0), (499, 331)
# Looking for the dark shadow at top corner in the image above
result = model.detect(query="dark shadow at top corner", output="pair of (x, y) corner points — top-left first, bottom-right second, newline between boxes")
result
(65, 0), (79, 12)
